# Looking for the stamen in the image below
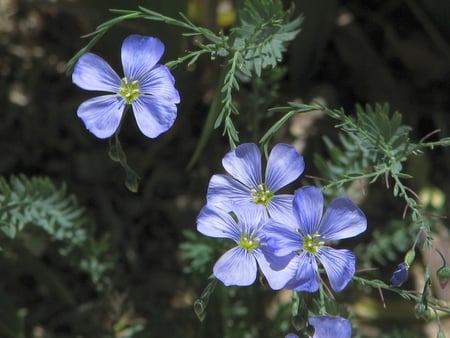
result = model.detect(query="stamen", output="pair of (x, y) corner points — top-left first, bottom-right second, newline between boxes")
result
(250, 183), (274, 206)
(118, 77), (141, 104)
(239, 234), (260, 251)
(302, 233), (325, 255)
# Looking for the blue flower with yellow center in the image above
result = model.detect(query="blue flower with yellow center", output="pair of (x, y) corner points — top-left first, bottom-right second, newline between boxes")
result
(196, 205), (293, 288)
(265, 186), (367, 292)
(72, 34), (180, 139)
(207, 143), (305, 220)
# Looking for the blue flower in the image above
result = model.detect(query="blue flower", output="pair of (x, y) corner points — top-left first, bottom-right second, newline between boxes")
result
(265, 186), (367, 292)
(196, 204), (293, 288)
(285, 315), (352, 338)
(308, 315), (352, 338)
(207, 143), (305, 220)
(390, 262), (409, 287)
(72, 34), (180, 139)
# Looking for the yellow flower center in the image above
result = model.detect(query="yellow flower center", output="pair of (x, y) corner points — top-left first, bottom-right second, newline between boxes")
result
(250, 184), (274, 206)
(118, 77), (141, 104)
(239, 234), (260, 251)
(302, 233), (324, 255)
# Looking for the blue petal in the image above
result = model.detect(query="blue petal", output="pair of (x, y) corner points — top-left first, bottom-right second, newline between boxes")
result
(121, 35), (164, 81)
(264, 219), (302, 256)
(207, 174), (253, 208)
(213, 247), (257, 286)
(131, 95), (177, 138)
(265, 143), (305, 192)
(267, 194), (294, 221)
(72, 53), (121, 92)
(390, 262), (409, 287)
(196, 205), (240, 242)
(233, 205), (267, 232)
(285, 253), (320, 292)
(222, 143), (262, 189)
(309, 315), (352, 338)
(76, 95), (124, 138)
(139, 65), (180, 103)
(317, 247), (355, 292)
(293, 186), (324, 235)
(255, 247), (297, 290)
(285, 335), (299, 338)
(319, 197), (367, 241)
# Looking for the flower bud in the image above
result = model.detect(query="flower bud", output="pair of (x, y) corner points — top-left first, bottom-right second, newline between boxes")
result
(436, 266), (450, 289)
(405, 249), (415, 266)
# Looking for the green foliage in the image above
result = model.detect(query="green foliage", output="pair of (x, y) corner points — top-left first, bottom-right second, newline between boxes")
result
(314, 103), (417, 192)
(0, 174), (111, 287)
(230, 0), (302, 78)
(355, 220), (416, 266)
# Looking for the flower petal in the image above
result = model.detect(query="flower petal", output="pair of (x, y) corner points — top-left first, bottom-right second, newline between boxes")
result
(121, 35), (164, 81)
(207, 174), (253, 208)
(255, 247), (297, 290)
(264, 219), (302, 257)
(213, 247), (257, 286)
(222, 143), (262, 188)
(196, 205), (240, 242)
(293, 186), (324, 235)
(317, 247), (355, 292)
(76, 95), (124, 138)
(265, 144), (304, 192)
(131, 95), (177, 138)
(233, 205), (267, 232)
(390, 262), (409, 287)
(319, 197), (367, 241)
(72, 53), (121, 92)
(309, 315), (352, 338)
(139, 64), (180, 103)
(267, 194), (294, 221)
(285, 253), (320, 292)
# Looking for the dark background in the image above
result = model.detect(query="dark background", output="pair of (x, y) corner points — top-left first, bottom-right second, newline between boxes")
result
(1, 0), (449, 337)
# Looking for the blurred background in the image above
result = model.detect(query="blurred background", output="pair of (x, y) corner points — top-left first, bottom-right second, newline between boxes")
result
(0, 0), (449, 337)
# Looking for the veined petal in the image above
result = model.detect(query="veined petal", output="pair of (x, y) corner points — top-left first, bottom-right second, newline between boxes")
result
(121, 35), (164, 81)
(72, 53), (121, 92)
(139, 65), (180, 103)
(254, 248), (296, 290)
(131, 95), (177, 138)
(309, 315), (352, 338)
(196, 205), (240, 242)
(317, 247), (355, 292)
(207, 174), (253, 207)
(222, 143), (262, 188)
(267, 194), (294, 222)
(233, 205), (267, 233)
(293, 186), (324, 235)
(264, 219), (302, 257)
(320, 197), (367, 241)
(265, 144), (304, 192)
(285, 253), (320, 292)
(76, 95), (124, 138)
(213, 247), (257, 286)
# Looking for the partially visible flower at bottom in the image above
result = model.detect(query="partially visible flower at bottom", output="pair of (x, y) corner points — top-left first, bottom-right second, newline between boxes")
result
(309, 315), (352, 338)
(390, 262), (409, 287)
(285, 315), (352, 338)
(196, 204), (293, 288)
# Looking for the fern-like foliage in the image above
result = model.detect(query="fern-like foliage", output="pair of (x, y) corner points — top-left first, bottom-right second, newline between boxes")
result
(0, 175), (111, 287)
(314, 103), (417, 194)
(229, 0), (302, 77)
(354, 220), (416, 266)
(0, 175), (86, 243)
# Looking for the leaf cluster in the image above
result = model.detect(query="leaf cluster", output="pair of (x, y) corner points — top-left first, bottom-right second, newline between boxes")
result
(314, 103), (417, 193)
(0, 174), (111, 287)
